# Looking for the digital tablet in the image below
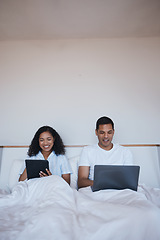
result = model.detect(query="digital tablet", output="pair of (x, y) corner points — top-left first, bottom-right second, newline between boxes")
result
(25, 159), (49, 180)
(92, 165), (140, 192)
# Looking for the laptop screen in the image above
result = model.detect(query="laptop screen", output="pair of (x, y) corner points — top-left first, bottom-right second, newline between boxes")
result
(92, 165), (140, 192)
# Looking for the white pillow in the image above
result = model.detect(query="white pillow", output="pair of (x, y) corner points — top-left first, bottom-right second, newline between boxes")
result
(68, 155), (79, 189)
(8, 159), (24, 190)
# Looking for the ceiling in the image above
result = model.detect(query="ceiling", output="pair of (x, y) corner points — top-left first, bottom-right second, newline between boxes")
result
(0, 0), (160, 40)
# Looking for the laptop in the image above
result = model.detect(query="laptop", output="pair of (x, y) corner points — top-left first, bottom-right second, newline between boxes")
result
(25, 159), (49, 180)
(92, 165), (140, 192)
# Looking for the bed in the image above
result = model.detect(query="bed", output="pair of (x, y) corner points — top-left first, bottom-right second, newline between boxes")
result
(0, 145), (160, 240)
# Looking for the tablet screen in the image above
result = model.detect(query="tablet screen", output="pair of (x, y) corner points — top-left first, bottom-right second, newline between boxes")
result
(25, 159), (49, 179)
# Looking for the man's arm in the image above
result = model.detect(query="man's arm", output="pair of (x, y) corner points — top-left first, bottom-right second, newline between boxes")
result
(78, 166), (93, 189)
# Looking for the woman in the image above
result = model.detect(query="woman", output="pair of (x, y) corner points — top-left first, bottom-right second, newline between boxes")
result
(19, 126), (71, 184)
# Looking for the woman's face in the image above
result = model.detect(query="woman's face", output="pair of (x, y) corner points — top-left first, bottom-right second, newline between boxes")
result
(39, 131), (54, 154)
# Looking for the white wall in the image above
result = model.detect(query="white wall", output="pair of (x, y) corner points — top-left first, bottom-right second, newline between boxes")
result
(0, 38), (160, 146)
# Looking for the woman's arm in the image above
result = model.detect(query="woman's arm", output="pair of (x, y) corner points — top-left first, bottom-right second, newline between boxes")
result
(19, 168), (27, 181)
(40, 169), (70, 185)
(62, 173), (70, 185)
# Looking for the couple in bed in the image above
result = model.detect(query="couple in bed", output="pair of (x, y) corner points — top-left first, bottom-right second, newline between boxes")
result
(19, 116), (133, 189)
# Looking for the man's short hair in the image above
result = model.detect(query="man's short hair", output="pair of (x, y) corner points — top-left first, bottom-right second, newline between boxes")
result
(96, 116), (114, 130)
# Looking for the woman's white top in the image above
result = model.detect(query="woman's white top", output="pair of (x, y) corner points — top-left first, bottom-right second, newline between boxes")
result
(20, 151), (72, 176)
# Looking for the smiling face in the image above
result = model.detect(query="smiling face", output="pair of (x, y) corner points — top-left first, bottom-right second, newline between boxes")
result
(95, 124), (114, 151)
(39, 131), (54, 156)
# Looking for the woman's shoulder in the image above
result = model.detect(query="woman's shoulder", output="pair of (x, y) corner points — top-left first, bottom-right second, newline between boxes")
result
(51, 151), (67, 160)
(27, 151), (44, 159)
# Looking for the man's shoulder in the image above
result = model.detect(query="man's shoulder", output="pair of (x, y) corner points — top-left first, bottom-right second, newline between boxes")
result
(113, 144), (132, 154)
(82, 144), (98, 152)
(80, 145), (99, 157)
(114, 143), (127, 149)
(82, 144), (128, 153)
(114, 143), (130, 152)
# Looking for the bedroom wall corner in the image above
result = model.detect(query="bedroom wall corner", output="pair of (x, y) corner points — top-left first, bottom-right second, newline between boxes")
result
(0, 147), (3, 173)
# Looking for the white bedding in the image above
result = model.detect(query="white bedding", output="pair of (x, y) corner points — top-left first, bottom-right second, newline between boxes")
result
(0, 175), (160, 240)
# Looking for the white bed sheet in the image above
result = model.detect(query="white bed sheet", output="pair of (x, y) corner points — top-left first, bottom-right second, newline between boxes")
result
(0, 175), (160, 240)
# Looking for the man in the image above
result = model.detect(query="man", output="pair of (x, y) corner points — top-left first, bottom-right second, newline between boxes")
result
(78, 116), (133, 188)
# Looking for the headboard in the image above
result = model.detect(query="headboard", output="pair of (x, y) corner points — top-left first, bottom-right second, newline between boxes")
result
(0, 144), (160, 192)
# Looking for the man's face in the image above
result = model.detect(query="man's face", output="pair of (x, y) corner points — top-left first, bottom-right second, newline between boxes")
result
(95, 124), (114, 150)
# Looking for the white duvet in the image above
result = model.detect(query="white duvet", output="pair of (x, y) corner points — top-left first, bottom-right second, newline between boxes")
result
(0, 175), (160, 240)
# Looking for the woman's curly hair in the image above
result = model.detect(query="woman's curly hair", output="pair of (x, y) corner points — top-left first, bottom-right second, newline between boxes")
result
(28, 126), (65, 157)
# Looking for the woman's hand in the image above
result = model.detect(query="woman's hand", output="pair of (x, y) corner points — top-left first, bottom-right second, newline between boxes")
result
(39, 168), (52, 177)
